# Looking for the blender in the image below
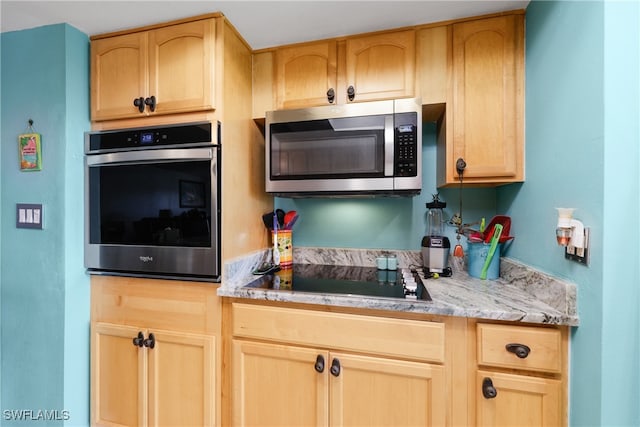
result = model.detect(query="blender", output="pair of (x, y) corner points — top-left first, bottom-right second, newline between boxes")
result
(421, 194), (452, 276)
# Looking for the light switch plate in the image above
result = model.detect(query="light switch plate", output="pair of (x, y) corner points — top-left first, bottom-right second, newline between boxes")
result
(16, 203), (43, 229)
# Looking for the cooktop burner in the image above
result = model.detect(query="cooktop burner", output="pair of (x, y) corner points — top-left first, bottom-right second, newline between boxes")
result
(245, 264), (432, 301)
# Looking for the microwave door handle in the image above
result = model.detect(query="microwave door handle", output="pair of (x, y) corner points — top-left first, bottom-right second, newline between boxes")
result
(85, 147), (214, 166)
(384, 115), (394, 176)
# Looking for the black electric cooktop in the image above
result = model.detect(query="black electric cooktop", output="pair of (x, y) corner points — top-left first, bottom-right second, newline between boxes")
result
(244, 264), (431, 301)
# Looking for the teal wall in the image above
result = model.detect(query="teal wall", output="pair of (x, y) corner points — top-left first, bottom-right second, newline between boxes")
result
(601, 0), (639, 424)
(276, 122), (499, 252)
(499, 1), (640, 426)
(0, 25), (90, 426)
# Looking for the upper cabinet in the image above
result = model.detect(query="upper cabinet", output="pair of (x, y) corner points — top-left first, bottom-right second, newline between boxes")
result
(91, 18), (216, 122)
(274, 40), (338, 109)
(342, 30), (416, 104)
(437, 14), (525, 186)
(254, 29), (416, 115)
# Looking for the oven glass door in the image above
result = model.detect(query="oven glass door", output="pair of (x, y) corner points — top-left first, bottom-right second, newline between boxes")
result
(269, 114), (393, 180)
(87, 149), (215, 248)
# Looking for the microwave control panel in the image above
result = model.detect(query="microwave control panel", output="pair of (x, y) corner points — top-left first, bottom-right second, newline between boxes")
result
(394, 121), (418, 177)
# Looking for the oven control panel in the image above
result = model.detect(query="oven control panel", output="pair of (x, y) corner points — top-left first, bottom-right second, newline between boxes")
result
(85, 121), (215, 153)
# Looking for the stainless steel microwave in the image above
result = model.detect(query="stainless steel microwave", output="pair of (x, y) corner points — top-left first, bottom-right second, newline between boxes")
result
(265, 98), (422, 197)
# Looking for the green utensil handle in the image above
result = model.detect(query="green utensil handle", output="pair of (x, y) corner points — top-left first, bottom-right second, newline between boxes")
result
(480, 224), (503, 279)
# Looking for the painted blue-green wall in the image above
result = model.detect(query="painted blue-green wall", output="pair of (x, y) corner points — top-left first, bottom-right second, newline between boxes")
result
(600, 0), (639, 424)
(1, 24), (90, 426)
(499, 1), (640, 425)
(276, 122), (499, 252)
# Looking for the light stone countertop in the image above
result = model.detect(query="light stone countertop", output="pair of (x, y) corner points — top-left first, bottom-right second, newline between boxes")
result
(218, 247), (579, 326)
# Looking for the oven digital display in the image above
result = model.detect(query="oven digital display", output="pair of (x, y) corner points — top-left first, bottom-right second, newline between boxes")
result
(140, 132), (154, 144)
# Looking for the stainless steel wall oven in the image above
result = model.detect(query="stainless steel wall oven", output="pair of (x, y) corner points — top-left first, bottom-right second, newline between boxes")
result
(84, 121), (221, 282)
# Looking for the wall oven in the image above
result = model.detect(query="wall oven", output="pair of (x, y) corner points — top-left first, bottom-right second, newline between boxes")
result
(84, 121), (221, 282)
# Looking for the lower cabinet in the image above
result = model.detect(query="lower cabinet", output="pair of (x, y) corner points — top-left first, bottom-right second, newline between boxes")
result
(92, 323), (215, 426)
(90, 276), (220, 427)
(227, 302), (450, 426)
(223, 301), (570, 427)
(471, 321), (567, 426)
(232, 340), (446, 426)
(476, 371), (562, 426)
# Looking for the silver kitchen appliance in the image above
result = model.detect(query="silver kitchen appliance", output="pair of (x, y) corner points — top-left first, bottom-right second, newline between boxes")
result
(421, 194), (452, 276)
(265, 98), (422, 197)
(84, 121), (221, 281)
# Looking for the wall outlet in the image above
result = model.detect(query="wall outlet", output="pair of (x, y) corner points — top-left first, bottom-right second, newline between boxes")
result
(565, 227), (589, 265)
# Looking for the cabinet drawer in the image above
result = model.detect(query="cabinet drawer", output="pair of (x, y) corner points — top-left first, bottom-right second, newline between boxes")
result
(232, 303), (445, 363)
(477, 323), (562, 374)
(91, 275), (219, 334)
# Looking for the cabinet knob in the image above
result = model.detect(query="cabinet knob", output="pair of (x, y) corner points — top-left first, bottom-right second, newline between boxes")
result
(505, 343), (531, 358)
(133, 97), (145, 113)
(330, 358), (341, 377)
(314, 354), (325, 373)
(132, 331), (144, 347)
(456, 158), (467, 176)
(482, 377), (497, 399)
(144, 96), (157, 112)
(143, 333), (155, 349)
(327, 88), (335, 104)
(347, 85), (355, 102)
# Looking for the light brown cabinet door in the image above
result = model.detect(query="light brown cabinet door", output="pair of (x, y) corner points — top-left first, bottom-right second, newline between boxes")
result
(476, 371), (562, 427)
(148, 19), (216, 115)
(91, 18), (215, 121)
(448, 14), (524, 184)
(91, 32), (148, 121)
(92, 323), (146, 427)
(272, 30), (415, 110)
(274, 40), (338, 109)
(330, 352), (446, 427)
(92, 323), (216, 427)
(232, 340), (329, 426)
(345, 30), (416, 103)
(231, 339), (446, 427)
(148, 329), (216, 427)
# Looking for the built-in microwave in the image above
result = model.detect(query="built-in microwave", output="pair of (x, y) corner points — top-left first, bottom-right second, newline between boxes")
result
(84, 121), (221, 282)
(265, 98), (422, 197)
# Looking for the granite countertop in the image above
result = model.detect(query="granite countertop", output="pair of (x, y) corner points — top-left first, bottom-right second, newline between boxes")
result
(218, 247), (579, 326)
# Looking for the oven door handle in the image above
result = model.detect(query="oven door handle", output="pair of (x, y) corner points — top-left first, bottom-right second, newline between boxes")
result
(86, 147), (215, 166)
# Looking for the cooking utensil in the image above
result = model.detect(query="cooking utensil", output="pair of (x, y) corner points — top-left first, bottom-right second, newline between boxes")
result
(276, 209), (285, 228)
(272, 213), (280, 265)
(483, 215), (512, 244)
(284, 210), (297, 228)
(284, 213), (299, 230)
(480, 224), (503, 280)
(262, 212), (274, 230)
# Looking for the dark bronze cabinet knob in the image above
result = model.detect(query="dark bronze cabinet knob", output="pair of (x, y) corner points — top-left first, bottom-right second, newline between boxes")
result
(132, 331), (144, 347)
(133, 97), (145, 113)
(506, 343), (531, 358)
(315, 354), (325, 373)
(482, 377), (497, 399)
